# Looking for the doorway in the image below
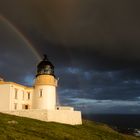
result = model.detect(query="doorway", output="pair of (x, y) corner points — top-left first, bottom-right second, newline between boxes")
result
(25, 105), (29, 109)
(22, 104), (29, 110)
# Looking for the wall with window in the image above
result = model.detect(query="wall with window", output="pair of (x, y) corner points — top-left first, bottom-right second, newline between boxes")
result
(10, 84), (33, 110)
(33, 85), (56, 110)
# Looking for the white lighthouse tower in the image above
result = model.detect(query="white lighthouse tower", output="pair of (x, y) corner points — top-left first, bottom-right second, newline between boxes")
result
(33, 55), (57, 110)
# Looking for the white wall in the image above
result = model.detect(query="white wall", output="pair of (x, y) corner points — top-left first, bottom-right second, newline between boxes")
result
(0, 84), (10, 111)
(2, 109), (82, 125)
(47, 110), (82, 125)
(33, 85), (56, 110)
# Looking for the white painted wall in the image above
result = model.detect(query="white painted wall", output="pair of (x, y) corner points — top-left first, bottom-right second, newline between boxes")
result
(9, 84), (33, 110)
(47, 110), (82, 125)
(0, 84), (10, 111)
(33, 85), (56, 110)
(3, 109), (82, 125)
(0, 83), (33, 111)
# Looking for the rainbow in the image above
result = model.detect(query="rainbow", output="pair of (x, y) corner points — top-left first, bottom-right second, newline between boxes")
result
(0, 14), (41, 61)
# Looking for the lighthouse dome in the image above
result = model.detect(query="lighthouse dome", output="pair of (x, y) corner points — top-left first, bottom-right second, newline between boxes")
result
(36, 55), (54, 77)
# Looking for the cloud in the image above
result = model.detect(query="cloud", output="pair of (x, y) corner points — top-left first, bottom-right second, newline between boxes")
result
(66, 98), (140, 114)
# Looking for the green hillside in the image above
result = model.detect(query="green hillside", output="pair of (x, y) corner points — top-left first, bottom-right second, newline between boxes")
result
(0, 113), (139, 140)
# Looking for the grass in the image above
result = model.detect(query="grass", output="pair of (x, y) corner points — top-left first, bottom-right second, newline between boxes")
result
(0, 113), (139, 140)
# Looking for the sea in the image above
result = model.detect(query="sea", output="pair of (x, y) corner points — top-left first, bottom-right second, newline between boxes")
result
(83, 114), (140, 136)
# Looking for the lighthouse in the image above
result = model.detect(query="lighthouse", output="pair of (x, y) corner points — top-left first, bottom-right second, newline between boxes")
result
(0, 54), (82, 125)
(33, 55), (57, 110)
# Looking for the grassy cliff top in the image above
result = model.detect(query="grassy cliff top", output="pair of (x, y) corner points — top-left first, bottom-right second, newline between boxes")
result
(0, 113), (139, 140)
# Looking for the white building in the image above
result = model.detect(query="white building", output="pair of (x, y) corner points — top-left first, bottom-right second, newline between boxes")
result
(0, 55), (82, 125)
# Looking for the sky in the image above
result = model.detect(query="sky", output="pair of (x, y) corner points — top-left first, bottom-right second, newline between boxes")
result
(0, 0), (140, 114)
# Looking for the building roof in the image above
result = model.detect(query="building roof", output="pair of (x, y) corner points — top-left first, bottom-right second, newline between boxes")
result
(0, 80), (33, 90)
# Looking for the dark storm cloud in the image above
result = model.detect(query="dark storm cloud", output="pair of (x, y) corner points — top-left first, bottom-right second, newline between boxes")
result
(57, 67), (140, 101)
(1, 0), (140, 113)
(0, 19), (38, 84)
(1, 0), (140, 57)
(1, 0), (140, 68)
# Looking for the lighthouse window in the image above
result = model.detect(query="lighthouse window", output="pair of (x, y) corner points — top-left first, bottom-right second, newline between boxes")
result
(22, 91), (24, 100)
(14, 88), (18, 99)
(27, 92), (31, 100)
(39, 89), (43, 97)
(14, 103), (17, 110)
